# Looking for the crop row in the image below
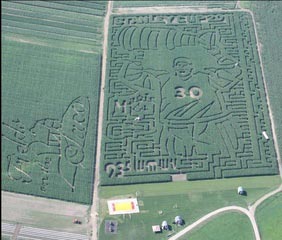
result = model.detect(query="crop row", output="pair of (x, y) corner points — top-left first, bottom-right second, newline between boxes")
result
(2, 1), (106, 53)
(2, 19), (102, 41)
(9, 0), (106, 16)
(3, 1), (104, 24)
(113, 1), (237, 9)
(2, 12), (102, 34)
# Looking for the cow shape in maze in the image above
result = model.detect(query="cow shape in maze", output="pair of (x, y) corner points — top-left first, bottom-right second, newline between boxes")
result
(101, 12), (279, 184)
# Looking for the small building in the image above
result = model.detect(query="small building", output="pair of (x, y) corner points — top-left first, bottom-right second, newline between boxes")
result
(174, 216), (184, 226)
(152, 225), (161, 233)
(161, 221), (169, 230)
(238, 186), (245, 195)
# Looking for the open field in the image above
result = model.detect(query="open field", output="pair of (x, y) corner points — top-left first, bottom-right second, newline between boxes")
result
(256, 192), (282, 240)
(1, 1), (105, 204)
(98, 176), (280, 240)
(1, 191), (89, 234)
(179, 212), (255, 240)
(100, 10), (278, 186)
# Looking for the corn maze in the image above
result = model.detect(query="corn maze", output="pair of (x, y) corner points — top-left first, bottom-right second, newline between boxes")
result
(1, 1), (106, 204)
(100, 12), (279, 185)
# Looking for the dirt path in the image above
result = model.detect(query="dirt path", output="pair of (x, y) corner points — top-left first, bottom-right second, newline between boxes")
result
(168, 185), (282, 240)
(12, 223), (21, 240)
(89, 1), (113, 240)
(171, 184), (282, 240)
(249, 184), (282, 216)
(168, 206), (260, 240)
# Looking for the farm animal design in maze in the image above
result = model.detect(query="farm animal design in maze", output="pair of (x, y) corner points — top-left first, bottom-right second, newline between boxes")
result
(101, 12), (278, 184)
(2, 97), (89, 193)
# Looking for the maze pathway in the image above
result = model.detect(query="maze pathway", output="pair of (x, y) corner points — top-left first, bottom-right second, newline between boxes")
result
(100, 11), (278, 185)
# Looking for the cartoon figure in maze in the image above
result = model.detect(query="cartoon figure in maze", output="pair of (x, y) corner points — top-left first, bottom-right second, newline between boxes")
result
(1, 97), (90, 191)
(114, 25), (242, 159)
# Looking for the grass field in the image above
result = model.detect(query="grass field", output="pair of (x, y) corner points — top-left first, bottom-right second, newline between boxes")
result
(1, 1), (105, 204)
(256, 192), (282, 240)
(98, 176), (280, 240)
(179, 212), (255, 240)
(100, 10), (278, 186)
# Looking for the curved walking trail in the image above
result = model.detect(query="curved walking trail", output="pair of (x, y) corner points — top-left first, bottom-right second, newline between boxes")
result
(168, 206), (259, 240)
(168, 185), (282, 240)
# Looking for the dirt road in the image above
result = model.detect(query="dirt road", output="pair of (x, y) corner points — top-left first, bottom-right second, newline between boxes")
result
(90, 1), (113, 240)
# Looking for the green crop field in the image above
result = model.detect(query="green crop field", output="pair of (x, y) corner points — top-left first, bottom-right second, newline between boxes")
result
(113, 1), (237, 9)
(1, 1), (106, 204)
(179, 212), (255, 240)
(100, 11), (279, 186)
(256, 192), (282, 240)
(1, 1), (107, 53)
(242, 1), (282, 159)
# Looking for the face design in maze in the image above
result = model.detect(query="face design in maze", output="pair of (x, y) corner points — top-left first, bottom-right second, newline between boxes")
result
(173, 57), (194, 81)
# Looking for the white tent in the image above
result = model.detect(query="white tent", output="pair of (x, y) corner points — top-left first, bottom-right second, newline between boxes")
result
(162, 221), (168, 230)
(175, 216), (184, 225)
(238, 186), (244, 195)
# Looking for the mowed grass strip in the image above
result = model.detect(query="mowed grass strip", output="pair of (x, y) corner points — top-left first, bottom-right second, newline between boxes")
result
(179, 212), (255, 240)
(100, 176), (280, 200)
(256, 192), (282, 240)
(98, 176), (280, 240)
